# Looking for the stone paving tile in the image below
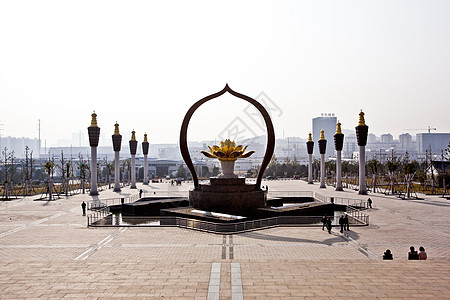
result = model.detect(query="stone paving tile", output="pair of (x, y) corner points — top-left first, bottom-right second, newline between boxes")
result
(1, 181), (450, 298)
(0, 210), (55, 222)
(0, 225), (18, 235)
(1, 260), (448, 299)
(234, 228), (369, 260)
(0, 224), (117, 246)
(238, 260), (450, 299)
(96, 244), (223, 261)
(111, 226), (222, 245)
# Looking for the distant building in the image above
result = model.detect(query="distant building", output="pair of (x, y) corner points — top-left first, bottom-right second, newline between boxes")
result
(380, 133), (394, 144)
(416, 133), (450, 154)
(368, 133), (377, 143)
(1, 136), (40, 158)
(398, 133), (412, 151)
(343, 133), (357, 159)
(312, 113), (337, 156)
(147, 159), (180, 178)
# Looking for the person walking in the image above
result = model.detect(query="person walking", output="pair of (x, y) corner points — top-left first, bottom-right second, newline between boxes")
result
(343, 214), (349, 231)
(326, 217), (332, 234)
(139, 189), (143, 198)
(418, 246), (427, 260)
(339, 215), (345, 233)
(367, 198), (372, 208)
(321, 216), (327, 231)
(81, 201), (86, 216)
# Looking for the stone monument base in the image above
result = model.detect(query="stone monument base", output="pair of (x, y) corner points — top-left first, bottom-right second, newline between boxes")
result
(189, 177), (267, 216)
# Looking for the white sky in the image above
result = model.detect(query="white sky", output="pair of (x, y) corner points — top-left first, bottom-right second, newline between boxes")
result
(1, 0), (449, 146)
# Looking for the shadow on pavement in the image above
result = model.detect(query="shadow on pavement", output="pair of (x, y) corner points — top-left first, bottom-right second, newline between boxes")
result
(239, 229), (359, 245)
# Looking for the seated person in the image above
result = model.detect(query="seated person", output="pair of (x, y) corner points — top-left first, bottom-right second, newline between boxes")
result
(418, 246), (427, 260)
(408, 246), (419, 260)
(383, 249), (393, 260)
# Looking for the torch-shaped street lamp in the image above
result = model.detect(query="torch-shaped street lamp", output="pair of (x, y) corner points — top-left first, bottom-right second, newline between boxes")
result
(306, 133), (314, 184)
(112, 122), (122, 192)
(88, 112), (100, 196)
(142, 133), (149, 185)
(355, 111), (368, 195)
(334, 122), (344, 191)
(129, 130), (138, 189)
(318, 130), (327, 188)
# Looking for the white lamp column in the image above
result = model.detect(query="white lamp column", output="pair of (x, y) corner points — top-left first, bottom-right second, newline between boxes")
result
(88, 112), (100, 196)
(129, 130), (138, 189)
(356, 111), (368, 195)
(318, 130), (327, 189)
(142, 133), (149, 185)
(306, 133), (314, 184)
(334, 122), (344, 191)
(112, 122), (122, 192)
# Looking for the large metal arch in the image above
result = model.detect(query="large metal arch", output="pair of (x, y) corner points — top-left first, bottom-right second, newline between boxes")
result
(179, 84), (275, 190)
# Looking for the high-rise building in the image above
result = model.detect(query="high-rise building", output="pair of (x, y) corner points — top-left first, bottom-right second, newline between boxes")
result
(416, 133), (450, 154)
(343, 133), (357, 158)
(399, 133), (412, 151)
(368, 133), (377, 143)
(380, 133), (394, 144)
(1, 136), (40, 158)
(312, 113), (337, 156)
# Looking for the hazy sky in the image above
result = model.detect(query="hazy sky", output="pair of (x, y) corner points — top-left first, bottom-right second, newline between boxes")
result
(1, 0), (449, 146)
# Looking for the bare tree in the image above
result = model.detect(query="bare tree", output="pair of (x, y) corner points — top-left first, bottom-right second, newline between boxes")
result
(44, 159), (55, 200)
(402, 152), (417, 199)
(441, 149), (448, 197)
(386, 151), (399, 195)
(21, 146), (36, 196)
(57, 151), (71, 196)
(367, 157), (382, 193)
(77, 154), (89, 194)
(103, 157), (114, 189)
(1, 147), (16, 200)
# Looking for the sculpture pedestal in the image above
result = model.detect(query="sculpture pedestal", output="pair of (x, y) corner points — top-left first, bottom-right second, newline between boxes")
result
(189, 177), (267, 216)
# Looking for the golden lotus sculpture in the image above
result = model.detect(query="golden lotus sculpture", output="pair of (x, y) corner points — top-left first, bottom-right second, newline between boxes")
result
(201, 139), (255, 161)
(201, 139), (255, 178)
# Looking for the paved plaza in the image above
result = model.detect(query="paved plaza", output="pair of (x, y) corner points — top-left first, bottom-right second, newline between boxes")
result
(0, 179), (449, 299)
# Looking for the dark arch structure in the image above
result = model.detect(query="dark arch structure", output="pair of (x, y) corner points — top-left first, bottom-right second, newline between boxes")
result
(179, 84), (275, 190)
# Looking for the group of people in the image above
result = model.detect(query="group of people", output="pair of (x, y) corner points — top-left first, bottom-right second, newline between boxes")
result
(338, 215), (350, 233)
(408, 246), (427, 260)
(321, 215), (349, 234)
(382, 246), (427, 260)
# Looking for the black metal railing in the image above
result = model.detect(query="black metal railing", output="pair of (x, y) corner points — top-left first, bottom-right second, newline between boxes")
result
(87, 214), (366, 234)
(345, 206), (369, 225)
(86, 190), (370, 232)
(87, 194), (141, 210)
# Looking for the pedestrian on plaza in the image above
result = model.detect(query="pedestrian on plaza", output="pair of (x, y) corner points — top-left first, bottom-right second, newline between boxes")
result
(343, 214), (349, 231)
(81, 201), (86, 216)
(418, 246), (427, 260)
(383, 249), (393, 260)
(408, 246), (419, 260)
(321, 215), (327, 231)
(339, 215), (345, 233)
(326, 217), (332, 234)
(139, 189), (143, 198)
(367, 198), (372, 208)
